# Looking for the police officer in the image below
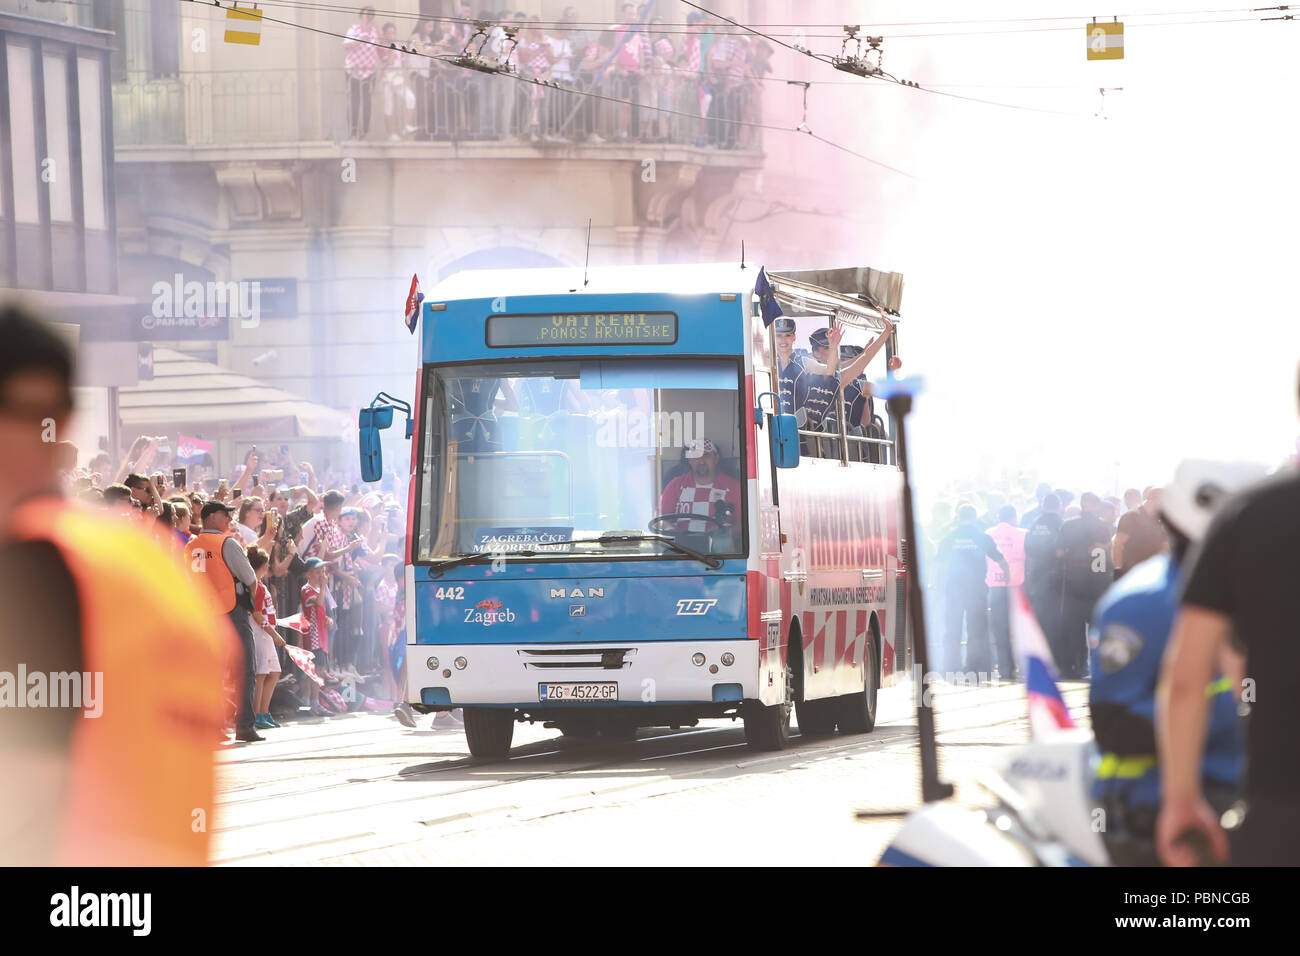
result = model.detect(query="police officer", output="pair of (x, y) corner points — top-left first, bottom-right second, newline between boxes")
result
(1090, 459), (1264, 866)
(937, 504), (1008, 679)
(1022, 492), (1063, 645)
(1054, 492), (1112, 678)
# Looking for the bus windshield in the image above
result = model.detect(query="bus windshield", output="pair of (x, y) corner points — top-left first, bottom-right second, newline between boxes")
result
(414, 358), (746, 563)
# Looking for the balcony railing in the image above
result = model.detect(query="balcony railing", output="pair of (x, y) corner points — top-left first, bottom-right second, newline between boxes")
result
(112, 66), (764, 151)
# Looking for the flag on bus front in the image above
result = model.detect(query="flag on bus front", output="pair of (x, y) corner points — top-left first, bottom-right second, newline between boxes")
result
(1010, 586), (1076, 738)
(755, 267), (784, 327)
(404, 274), (424, 334)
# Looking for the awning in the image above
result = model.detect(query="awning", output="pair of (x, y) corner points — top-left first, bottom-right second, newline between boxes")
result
(118, 348), (352, 441)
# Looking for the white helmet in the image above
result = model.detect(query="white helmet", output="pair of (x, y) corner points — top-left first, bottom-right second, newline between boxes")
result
(1160, 459), (1270, 542)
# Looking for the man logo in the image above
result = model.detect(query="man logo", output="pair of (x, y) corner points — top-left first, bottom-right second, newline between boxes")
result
(676, 598), (717, 616)
(569, 605), (586, 617)
(549, 587), (605, 599)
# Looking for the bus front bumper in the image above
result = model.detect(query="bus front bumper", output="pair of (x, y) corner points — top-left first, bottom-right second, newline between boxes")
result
(407, 640), (759, 708)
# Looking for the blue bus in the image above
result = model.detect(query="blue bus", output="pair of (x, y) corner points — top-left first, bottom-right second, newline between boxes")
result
(360, 263), (909, 759)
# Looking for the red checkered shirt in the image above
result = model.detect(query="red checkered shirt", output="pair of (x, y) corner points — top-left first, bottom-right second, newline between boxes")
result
(685, 34), (701, 73)
(345, 23), (380, 79)
(657, 472), (742, 533)
(308, 516), (348, 560)
(523, 39), (550, 78)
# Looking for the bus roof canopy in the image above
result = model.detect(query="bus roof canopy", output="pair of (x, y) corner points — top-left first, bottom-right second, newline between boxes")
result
(427, 263), (903, 330)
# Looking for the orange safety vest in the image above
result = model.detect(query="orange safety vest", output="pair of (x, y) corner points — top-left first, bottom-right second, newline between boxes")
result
(10, 496), (237, 866)
(187, 530), (237, 613)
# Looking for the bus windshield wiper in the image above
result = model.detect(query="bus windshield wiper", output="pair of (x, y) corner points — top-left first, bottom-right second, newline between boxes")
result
(594, 534), (722, 569)
(427, 540), (600, 575)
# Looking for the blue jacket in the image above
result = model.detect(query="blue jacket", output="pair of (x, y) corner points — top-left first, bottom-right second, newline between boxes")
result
(1089, 554), (1243, 809)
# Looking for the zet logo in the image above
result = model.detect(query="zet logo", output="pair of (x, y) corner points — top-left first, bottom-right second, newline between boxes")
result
(464, 597), (516, 626)
(675, 598), (717, 616)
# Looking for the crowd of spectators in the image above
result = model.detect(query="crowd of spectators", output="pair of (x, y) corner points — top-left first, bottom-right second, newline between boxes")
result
(62, 435), (435, 737)
(343, 4), (774, 146)
(922, 480), (1170, 683)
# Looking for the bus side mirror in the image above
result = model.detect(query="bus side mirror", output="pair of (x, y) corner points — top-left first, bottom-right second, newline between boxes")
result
(770, 413), (800, 469)
(358, 405), (395, 483)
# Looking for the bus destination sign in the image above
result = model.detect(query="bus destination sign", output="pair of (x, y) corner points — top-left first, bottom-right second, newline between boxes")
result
(486, 311), (678, 347)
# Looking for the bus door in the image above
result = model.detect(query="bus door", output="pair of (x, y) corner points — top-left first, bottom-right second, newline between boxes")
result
(753, 338), (787, 707)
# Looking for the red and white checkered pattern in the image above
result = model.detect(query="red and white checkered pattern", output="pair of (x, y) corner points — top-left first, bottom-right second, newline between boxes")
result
(523, 40), (550, 78)
(309, 517), (347, 560)
(658, 473), (741, 532)
(685, 34), (701, 73)
(344, 23), (380, 80)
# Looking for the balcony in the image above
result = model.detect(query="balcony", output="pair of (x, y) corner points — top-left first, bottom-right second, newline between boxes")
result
(112, 66), (766, 163)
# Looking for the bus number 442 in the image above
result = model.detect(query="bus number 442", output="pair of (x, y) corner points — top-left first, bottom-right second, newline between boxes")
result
(676, 599), (717, 616)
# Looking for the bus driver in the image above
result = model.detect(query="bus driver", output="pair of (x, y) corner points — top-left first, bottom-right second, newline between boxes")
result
(657, 438), (741, 538)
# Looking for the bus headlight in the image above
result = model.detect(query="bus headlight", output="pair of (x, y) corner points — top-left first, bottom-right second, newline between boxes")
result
(426, 657), (440, 670)
(721, 652), (735, 666)
(454, 656), (468, 670)
(692, 653), (705, 666)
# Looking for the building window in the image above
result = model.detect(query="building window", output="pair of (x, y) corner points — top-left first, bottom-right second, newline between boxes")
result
(77, 54), (107, 231)
(43, 50), (74, 223)
(92, 0), (127, 82)
(150, 0), (179, 78)
(6, 39), (39, 225)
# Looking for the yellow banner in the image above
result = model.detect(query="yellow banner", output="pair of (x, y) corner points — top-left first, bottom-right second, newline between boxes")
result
(1086, 21), (1123, 61)
(225, 6), (263, 46)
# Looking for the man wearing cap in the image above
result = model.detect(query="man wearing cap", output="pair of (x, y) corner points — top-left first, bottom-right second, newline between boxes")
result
(657, 438), (741, 538)
(188, 500), (263, 741)
(773, 318), (893, 453)
(771, 316), (806, 421)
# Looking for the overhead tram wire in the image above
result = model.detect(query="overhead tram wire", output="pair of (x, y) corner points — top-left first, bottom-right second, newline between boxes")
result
(231, 0), (1291, 30)
(232, 0), (1300, 38)
(681, 0), (1262, 117)
(176, 0), (914, 177)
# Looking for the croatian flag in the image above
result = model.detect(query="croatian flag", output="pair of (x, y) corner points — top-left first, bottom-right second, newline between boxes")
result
(404, 274), (424, 334)
(1010, 586), (1076, 738)
(175, 434), (213, 465)
(284, 644), (325, 688)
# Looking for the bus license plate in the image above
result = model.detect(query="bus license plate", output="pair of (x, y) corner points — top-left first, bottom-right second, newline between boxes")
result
(538, 682), (618, 702)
